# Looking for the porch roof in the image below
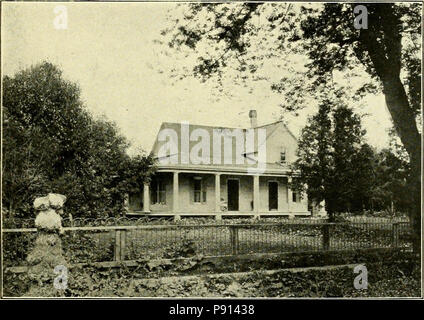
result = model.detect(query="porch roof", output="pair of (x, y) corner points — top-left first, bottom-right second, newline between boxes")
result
(155, 163), (297, 176)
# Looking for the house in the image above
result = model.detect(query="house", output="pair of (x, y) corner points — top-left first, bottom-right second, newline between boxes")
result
(128, 110), (315, 220)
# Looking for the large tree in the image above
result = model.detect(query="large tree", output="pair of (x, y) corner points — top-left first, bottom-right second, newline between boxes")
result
(291, 97), (333, 215)
(331, 102), (367, 213)
(3, 62), (155, 218)
(301, 4), (421, 249)
(292, 95), (372, 218)
(161, 2), (421, 251)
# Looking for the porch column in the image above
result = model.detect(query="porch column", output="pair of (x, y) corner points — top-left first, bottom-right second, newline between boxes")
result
(173, 171), (179, 213)
(215, 173), (221, 213)
(253, 175), (260, 214)
(143, 182), (150, 213)
(287, 177), (292, 213)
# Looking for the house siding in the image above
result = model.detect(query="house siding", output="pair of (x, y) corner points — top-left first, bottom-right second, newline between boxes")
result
(129, 173), (308, 214)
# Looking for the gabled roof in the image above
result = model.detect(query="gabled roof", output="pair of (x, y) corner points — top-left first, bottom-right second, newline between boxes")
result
(150, 120), (297, 170)
(254, 120), (298, 143)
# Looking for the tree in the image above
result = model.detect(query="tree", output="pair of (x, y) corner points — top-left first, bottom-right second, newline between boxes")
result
(161, 2), (421, 251)
(292, 95), (371, 219)
(3, 62), (155, 218)
(290, 98), (333, 215)
(2, 120), (53, 215)
(331, 103), (366, 213)
(301, 4), (421, 250)
(350, 143), (378, 212)
(372, 148), (410, 214)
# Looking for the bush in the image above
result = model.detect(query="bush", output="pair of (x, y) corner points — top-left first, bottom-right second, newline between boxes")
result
(3, 248), (419, 297)
(2, 62), (155, 218)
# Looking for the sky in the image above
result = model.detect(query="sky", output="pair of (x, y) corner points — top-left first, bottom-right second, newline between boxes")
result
(2, 2), (395, 155)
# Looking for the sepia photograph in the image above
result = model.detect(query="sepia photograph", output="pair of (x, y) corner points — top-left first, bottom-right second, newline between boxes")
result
(1, 0), (422, 302)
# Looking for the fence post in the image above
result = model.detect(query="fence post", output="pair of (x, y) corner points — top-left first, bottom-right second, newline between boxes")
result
(229, 226), (239, 255)
(114, 230), (122, 261)
(322, 223), (330, 250)
(114, 229), (127, 261)
(392, 222), (399, 248)
(121, 229), (127, 260)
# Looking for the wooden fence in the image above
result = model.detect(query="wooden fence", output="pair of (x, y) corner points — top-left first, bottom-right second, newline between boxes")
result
(3, 220), (412, 273)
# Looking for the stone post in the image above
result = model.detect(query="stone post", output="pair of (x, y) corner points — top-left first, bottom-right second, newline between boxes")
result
(25, 193), (68, 297)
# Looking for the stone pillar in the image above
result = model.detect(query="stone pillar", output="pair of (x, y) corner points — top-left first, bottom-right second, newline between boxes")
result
(253, 175), (260, 214)
(26, 193), (68, 297)
(143, 182), (150, 213)
(173, 171), (179, 213)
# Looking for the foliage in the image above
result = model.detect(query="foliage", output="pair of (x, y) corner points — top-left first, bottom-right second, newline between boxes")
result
(2, 232), (36, 267)
(62, 231), (114, 264)
(2, 61), (155, 218)
(300, 4), (421, 115)
(371, 148), (410, 212)
(3, 250), (419, 297)
(292, 94), (412, 216)
(291, 96), (333, 206)
(163, 237), (197, 258)
(299, 3), (421, 250)
(291, 96), (374, 215)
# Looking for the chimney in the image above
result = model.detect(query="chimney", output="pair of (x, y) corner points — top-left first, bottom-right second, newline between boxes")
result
(249, 110), (257, 128)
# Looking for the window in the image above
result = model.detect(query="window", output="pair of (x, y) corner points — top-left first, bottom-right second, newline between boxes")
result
(280, 147), (286, 163)
(151, 179), (166, 204)
(193, 177), (206, 203)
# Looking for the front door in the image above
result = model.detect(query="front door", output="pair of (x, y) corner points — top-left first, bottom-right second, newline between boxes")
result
(227, 179), (239, 211)
(269, 182), (278, 211)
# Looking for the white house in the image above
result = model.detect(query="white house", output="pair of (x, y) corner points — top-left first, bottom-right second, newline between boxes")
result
(128, 110), (313, 219)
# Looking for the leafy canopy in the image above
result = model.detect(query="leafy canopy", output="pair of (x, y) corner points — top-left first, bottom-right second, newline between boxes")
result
(3, 62), (155, 218)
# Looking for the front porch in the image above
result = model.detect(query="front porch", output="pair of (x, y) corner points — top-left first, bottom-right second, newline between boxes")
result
(127, 169), (310, 220)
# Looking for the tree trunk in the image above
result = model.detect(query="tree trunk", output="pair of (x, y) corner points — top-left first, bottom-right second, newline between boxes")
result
(356, 5), (421, 253)
(381, 76), (421, 254)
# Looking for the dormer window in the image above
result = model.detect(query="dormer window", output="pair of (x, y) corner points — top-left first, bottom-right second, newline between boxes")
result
(280, 147), (286, 163)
